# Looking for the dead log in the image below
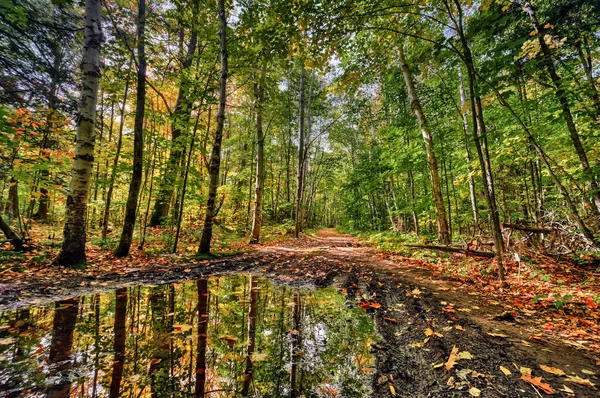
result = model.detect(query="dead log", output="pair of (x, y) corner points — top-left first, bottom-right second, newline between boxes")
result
(0, 215), (24, 251)
(401, 243), (495, 258)
(502, 223), (554, 234)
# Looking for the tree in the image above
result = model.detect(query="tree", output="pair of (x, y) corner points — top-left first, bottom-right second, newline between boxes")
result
(54, 0), (102, 266)
(398, 44), (450, 244)
(249, 65), (267, 244)
(114, 0), (146, 256)
(198, 0), (228, 254)
(294, 67), (306, 238)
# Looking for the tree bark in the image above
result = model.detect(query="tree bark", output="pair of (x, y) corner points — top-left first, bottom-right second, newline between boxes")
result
(54, 0), (102, 266)
(294, 67), (306, 238)
(249, 65), (267, 244)
(198, 0), (227, 254)
(398, 45), (450, 245)
(114, 0), (146, 257)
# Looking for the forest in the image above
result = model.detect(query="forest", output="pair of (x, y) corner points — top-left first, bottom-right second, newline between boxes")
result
(0, 0), (600, 396)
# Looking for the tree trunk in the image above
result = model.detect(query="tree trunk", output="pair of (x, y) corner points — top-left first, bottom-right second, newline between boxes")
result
(102, 80), (129, 240)
(54, 0), (102, 266)
(249, 65), (267, 244)
(7, 177), (19, 219)
(198, 0), (227, 254)
(458, 70), (479, 233)
(294, 67), (306, 238)
(448, 0), (506, 282)
(114, 0), (146, 257)
(398, 45), (450, 245)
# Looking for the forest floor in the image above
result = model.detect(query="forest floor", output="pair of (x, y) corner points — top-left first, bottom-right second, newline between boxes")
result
(0, 228), (599, 397)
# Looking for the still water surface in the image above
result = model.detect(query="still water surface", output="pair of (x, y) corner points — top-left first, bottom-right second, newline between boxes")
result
(0, 275), (377, 397)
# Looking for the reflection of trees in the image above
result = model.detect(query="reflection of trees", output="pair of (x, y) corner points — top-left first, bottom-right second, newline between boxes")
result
(149, 286), (171, 398)
(0, 276), (377, 397)
(241, 275), (259, 396)
(195, 279), (209, 397)
(290, 291), (302, 398)
(109, 288), (128, 398)
(47, 298), (79, 398)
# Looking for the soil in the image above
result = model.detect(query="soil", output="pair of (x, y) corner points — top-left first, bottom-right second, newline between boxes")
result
(0, 229), (598, 397)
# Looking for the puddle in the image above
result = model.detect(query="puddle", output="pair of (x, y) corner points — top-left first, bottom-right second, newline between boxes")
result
(0, 275), (377, 397)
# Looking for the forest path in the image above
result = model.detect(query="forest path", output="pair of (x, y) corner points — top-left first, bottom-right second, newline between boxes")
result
(0, 229), (598, 396)
(257, 228), (599, 397)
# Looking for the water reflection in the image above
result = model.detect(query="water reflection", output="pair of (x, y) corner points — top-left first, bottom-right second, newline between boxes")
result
(0, 275), (377, 397)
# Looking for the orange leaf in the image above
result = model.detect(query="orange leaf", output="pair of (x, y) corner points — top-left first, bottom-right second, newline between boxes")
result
(520, 374), (556, 394)
(445, 346), (459, 371)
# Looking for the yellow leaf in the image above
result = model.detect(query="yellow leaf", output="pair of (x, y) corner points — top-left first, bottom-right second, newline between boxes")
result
(389, 384), (396, 396)
(539, 365), (565, 376)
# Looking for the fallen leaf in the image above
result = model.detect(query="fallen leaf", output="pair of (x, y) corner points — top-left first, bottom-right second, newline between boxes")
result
(445, 346), (459, 371)
(565, 375), (595, 387)
(486, 332), (508, 338)
(560, 385), (574, 394)
(469, 387), (481, 397)
(539, 365), (565, 376)
(520, 374), (556, 394)
(520, 366), (532, 376)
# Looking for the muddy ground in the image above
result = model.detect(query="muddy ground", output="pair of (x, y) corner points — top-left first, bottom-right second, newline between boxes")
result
(0, 229), (598, 397)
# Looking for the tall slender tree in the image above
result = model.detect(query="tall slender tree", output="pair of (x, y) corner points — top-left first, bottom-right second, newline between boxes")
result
(115, 0), (146, 256)
(198, 0), (228, 254)
(398, 44), (451, 244)
(54, 0), (102, 266)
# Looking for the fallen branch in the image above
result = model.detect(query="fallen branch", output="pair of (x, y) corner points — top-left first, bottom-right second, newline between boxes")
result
(502, 223), (554, 234)
(401, 243), (495, 258)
